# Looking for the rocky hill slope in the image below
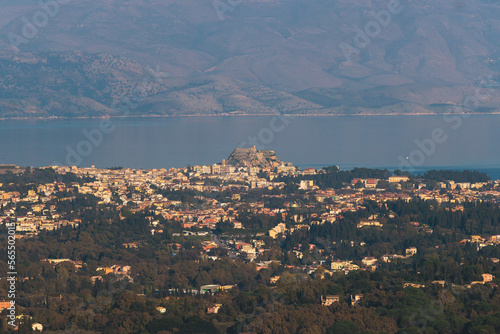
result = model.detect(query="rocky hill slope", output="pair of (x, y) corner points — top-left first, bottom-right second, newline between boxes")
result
(0, 0), (499, 117)
(226, 147), (285, 168)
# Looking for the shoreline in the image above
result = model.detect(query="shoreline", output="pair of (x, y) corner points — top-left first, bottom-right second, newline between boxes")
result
(1, 111), (500, 121)
(2, 163), (499, 180)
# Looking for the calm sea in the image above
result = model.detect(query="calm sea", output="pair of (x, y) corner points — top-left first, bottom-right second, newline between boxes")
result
(0, 115), (499, 179)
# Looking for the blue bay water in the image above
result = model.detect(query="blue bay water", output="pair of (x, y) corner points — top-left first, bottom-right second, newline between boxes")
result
(0, 115), (499, 179)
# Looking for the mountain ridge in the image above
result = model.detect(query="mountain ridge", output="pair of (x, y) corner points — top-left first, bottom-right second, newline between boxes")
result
(0, 0), (499, 118)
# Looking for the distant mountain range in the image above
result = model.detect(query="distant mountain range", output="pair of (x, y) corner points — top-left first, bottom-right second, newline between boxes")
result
(0, 0), (499, 118)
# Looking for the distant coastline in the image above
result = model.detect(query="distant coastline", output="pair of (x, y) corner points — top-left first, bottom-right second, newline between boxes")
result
(1, 111), (500, 121)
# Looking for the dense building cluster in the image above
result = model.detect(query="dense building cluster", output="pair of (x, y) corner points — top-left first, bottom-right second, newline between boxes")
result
(1, 152), (500, 333)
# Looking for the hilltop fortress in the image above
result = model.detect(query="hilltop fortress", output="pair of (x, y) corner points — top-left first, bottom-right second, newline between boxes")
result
(225, 147), (288, 168)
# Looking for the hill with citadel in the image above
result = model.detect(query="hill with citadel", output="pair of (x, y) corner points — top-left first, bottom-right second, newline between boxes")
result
(226, 147), (287, 168)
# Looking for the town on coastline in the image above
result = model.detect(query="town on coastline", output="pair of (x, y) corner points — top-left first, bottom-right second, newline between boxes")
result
(1, 148), (500, 332)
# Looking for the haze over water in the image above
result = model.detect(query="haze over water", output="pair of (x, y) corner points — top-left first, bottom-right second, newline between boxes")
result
(1, 115), (499, 178)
